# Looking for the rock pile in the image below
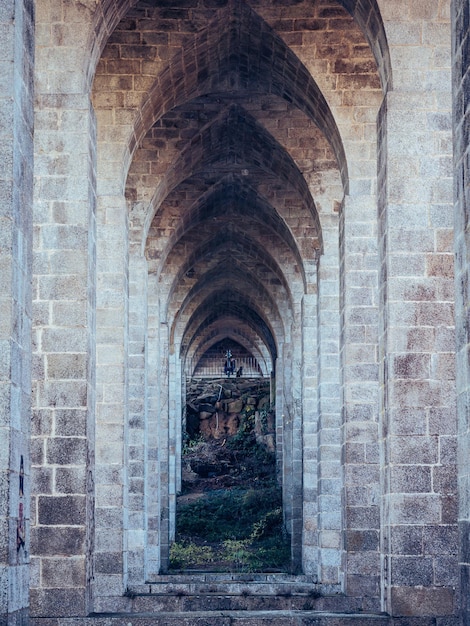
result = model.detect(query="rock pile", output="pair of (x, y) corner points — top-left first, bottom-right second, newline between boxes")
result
(181, 378), (276, 492)
(185, 378), (274, 446)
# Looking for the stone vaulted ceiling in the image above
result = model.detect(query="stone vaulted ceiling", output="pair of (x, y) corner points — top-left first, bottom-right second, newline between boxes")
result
(92, 0), (383, 376)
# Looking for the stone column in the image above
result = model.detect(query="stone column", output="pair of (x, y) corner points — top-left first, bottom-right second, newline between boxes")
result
(31, 92), (96, 617)
(0, 0), (34, 623)
(280, 331), (303, 573)
(377, 62), (456, 618)
(126, 254), (148, 585)
(451, 0), (470, 622)
(301, 293), (319, 577)
(316, 217), (343, 587)
(93, 191), (128, 606)
(168, 351), (179, 543)
(145, 275), (161, 579)
(143, 295), (170, 576)
(340, 191), (380, 604)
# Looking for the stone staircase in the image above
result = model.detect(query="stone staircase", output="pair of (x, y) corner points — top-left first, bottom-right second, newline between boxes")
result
(57, 574), (392, 625)
(33, 573), (453, 625)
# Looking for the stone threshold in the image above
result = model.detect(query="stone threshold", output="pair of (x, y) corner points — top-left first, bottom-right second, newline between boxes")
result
(129, 572), (341, 596)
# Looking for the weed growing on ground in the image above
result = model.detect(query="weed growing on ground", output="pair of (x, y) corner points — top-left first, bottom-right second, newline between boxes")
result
(172, 486), (290, 571)
(169, 542), (214, 569)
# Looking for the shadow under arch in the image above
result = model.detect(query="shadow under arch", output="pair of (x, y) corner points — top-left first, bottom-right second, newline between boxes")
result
(188, 328), (272, 378)
(180, 288), (279, 366)
(144, 104), (323, 259)
(120, 1), (351, 195)
(86, 0), (391, 123)
(171, 263), (287, 353)
(157, 187), (304, 320)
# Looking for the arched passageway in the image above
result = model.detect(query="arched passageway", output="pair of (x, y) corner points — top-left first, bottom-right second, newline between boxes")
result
(89, 0), (383, 586)
(23, 0), (458, 620)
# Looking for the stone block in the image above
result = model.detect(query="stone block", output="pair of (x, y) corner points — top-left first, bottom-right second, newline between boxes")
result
(54, 409), (87, 437)
(46, 437), (87, 466)
(41, 557), (85, 587)
(391, 556), (434, 586)
(345, 529), (379, 552)
(391, 525), (423, 556)
(46, 354), (87, 380)
(391, 586), (456, 617)
(390, 465), (431, 493)
(41, 328), (87, 353)
(55, 467), (87, 494)
(38, 381), (87, 409)
(346, 573), (379, 597)
(37, 495), (86, 526)
(422, 525), (458, 556)
(433, 465), (457, 494)
(32, 467), (53, 495)
(389, 494), (441, 525)
(31, 527), (85, 557)
(30, 588), (86, 618)
(347, 550), (380, 575)
(347, 505), (380, 530)
(388, 408), (427, 436)
(94, 552), (123, 575)
(434, 555), (459, 587)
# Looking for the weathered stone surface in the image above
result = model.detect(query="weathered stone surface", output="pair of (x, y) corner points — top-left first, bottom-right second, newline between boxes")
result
(1, 0), (467, 623)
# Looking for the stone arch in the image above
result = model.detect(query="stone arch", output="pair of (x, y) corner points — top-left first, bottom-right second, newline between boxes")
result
(142, 104), (323, 256)
(87, 0), (391, 97)
(180, 288), (281, 363)
(171, 265), (288, 347)
(154, 177), (307, 294)
(130, 1), (349, 192)
(87, 0), (390, 596)
(189, 328), (272, 378)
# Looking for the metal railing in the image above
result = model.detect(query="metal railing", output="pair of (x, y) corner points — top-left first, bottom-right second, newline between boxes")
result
(191, 356), (263, 378)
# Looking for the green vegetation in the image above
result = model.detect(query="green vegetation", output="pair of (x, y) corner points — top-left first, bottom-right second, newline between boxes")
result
(176, 486), (280, 541)
(172, 379), (289, 572)
(171, 486), (290, 572)
(169, 542), (215, 569)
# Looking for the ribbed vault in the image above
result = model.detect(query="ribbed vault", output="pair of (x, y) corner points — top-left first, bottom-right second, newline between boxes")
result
(100, 0), (382, 381)
(90, 0), (384, 576)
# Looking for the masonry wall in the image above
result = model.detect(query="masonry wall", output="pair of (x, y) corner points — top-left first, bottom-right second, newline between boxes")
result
(0, 0), (468, 623)
(30, 0), (97, 615)
(378, 1), (457, 616)
(0, 0), (34, 624)
(452, 1), (470, 624)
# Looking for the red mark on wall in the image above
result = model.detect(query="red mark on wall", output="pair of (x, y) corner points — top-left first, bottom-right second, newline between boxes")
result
(17, 456), (25, 551)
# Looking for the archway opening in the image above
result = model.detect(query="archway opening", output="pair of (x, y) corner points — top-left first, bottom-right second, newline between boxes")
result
(96, 0), (379, 581)
(173, 352), (287, 572)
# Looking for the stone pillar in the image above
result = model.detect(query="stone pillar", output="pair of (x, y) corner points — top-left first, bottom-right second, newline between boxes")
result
(93, 191), (128, 606)
(452, 0), (470, 623)
(126, 254), (148, 585)
(143, 297), (170, 576)
(280, 334), (303, 573)
(316, 217), (343, 587)
(145, 276), (161, 579)
(0, 0), (34, 623)
(377, 82), (456, 616)
(168, 351), (179, 543)
(340, 192), (380, 604)
(31, 92), (96, 617)
(174, 354), (183, 494)
(301, 293), (319, 577)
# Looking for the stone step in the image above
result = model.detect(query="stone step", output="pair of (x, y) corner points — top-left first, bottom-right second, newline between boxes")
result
(93, 587), (383, 616)
(127, 592), (364, 613)
(92, 576), (381, 616)
(126, 573), (341, 597)
(33, 611), (390, 626)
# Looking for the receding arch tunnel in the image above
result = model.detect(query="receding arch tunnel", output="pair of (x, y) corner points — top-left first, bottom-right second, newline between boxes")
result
(9, 0), (459, 617)
(92, 0), (385, 577)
